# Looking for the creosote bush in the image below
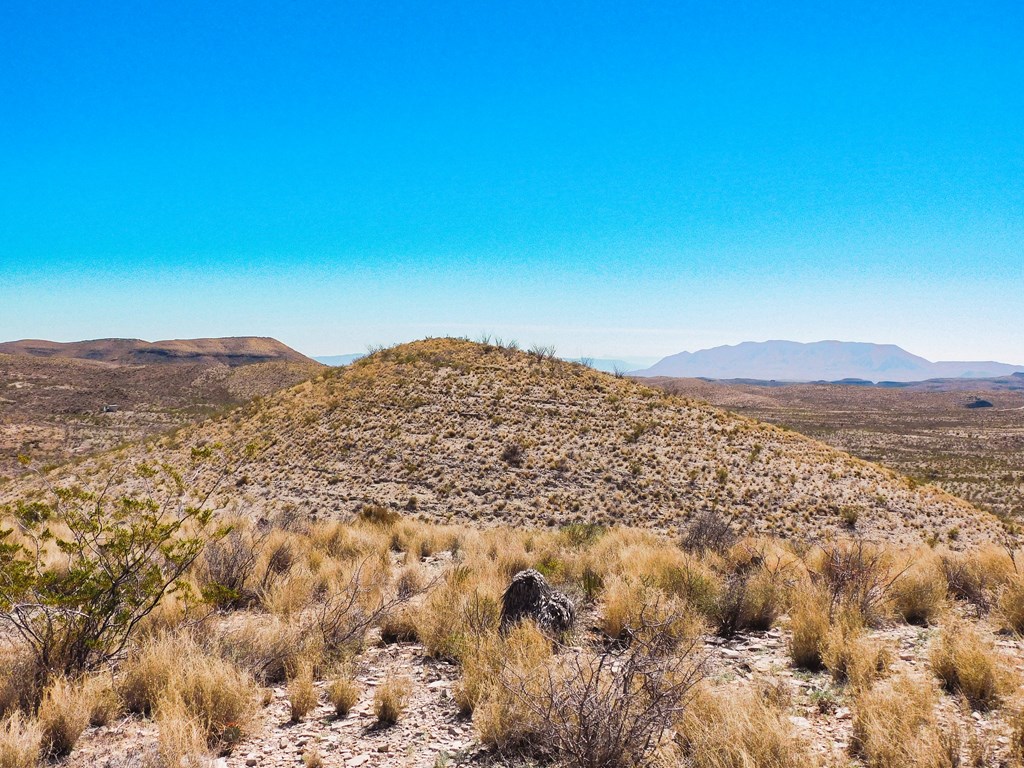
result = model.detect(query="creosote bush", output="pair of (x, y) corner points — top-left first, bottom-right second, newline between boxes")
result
(0, 462), (227, 678)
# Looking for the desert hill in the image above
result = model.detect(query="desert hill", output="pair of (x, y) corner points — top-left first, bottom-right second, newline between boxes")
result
(0, 352), (322, 481)
(15, 338), (1006, 547)
(0, 335), (317, 367)
(643, 375), (1024, 521)
(635, 340), (1024, 382)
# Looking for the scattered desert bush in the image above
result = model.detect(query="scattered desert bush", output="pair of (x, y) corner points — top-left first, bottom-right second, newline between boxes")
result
(0, 712), (42, 768)
(0, 468), (220, 677)
(373, 674), (412, 725)
(37, 676), (90, 757)
(851, 674), (958, 768)
(677, 683), (818, 768)
(929, 621), (1012, 710)
(681, 508), (737, 555)
(486, 615), (705, 768)
(810, 540), (896, 627)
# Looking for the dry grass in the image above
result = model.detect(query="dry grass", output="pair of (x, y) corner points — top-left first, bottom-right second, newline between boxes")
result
(788, 585), (830, 670)
(851, 673), (958, 768)
(155, 696), (208, 768)
(373, 674), (412, 726)
(82, 673), (121, 727)
(0, 645), (40, 717)
(0, 712), (42, 768)
(677, 683), (818, 768)
(288, 666), (318, 723)
(37, 677), (90, 757)
(890, 551), (947, 625)
(327, 672), (360, 719)
(997, 574), (1024, 634)
(929, 621), (1013, 711)
(821, 620), (892, 691)
(120, 633), (258, 746)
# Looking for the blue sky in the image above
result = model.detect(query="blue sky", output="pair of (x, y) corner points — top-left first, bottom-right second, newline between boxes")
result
(2, 1), (1022, 361)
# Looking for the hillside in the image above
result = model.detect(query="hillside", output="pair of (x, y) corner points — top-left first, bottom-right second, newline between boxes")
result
(0, 336), (317, 367)
(635, 340), (1024, 382)
(14, 338), (1007, 547)
(643, 375), (1024, 521)
(0, 353), (322, 481)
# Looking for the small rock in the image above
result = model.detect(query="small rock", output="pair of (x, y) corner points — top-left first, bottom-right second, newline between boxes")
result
(348, 757), (370, 767)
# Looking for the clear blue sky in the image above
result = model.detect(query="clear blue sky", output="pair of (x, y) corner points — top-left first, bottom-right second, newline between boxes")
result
(2, 1), (1022, 362)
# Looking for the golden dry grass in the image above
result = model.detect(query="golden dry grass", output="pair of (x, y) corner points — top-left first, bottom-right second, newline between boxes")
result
(929, 620), (1014, 711)
(676, 683), (819, 768)
(120, 632), (259, 745)
(0, 712), (42, 768)
(851, 674), (958, 768)
(288, 666), (318, 723)
(373, 674), (412, 726)
(37, 677), (90, 758)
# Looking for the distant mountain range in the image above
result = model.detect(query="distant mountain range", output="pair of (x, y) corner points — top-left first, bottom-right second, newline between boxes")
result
(0, 337), (318, 367)
(633, 341), (1024, 383)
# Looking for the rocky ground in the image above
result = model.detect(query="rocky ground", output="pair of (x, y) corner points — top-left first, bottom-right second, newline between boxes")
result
(64, 613), (1024, 768)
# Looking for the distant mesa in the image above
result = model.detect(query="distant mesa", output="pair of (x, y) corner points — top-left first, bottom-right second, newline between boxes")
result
(0, 337), (318, 368)
(633, 340), (1023, 384)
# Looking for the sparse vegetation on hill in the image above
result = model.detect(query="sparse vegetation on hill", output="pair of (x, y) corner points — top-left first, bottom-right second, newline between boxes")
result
(645, 376), (1024, 523)
(15, 337), (1005, 547)
(0, 353), (321, 481)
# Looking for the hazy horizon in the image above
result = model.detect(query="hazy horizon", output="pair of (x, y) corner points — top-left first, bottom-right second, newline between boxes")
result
(3, 2), (1022, 362)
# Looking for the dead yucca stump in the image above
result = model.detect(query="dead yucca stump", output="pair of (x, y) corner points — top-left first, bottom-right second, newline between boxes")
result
(500, 569), (575, 636)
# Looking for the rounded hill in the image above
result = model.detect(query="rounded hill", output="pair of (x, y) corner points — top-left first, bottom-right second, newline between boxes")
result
(15, 338), (1007, 546)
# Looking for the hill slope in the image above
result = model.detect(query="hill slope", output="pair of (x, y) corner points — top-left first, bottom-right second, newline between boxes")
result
(0, 336), (317, 367)
(635, 340), (1023, 382)
(11, 338), (1005, 546)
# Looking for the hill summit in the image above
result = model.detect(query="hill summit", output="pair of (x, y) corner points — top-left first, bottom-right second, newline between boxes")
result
(634, 340), (1023, 382)
(0, 336), (317, 367)
(24, 338), (1003, 547)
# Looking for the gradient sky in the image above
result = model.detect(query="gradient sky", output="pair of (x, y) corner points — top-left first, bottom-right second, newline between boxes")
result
(2, 1), (1022, 361)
